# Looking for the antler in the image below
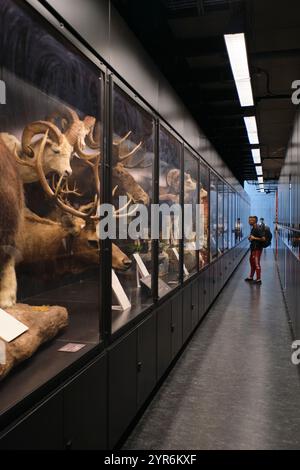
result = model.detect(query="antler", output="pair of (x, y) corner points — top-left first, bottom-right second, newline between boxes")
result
(30, 131), (99, 220)
(112, 130), (145, 165)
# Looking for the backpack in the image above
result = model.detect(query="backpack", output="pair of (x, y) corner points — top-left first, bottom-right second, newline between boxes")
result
(261, 225), (272, 248)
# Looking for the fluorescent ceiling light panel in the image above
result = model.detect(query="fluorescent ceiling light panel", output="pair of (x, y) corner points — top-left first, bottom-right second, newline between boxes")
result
(252, 149), (261, 164)
(256, 166), (263, 176)
(224, 33), (254, 107)
(258, 176), (264, 184)
(244, 116), (259, 144)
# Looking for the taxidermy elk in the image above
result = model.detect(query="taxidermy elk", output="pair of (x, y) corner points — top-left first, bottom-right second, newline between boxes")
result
(0, 119), (77, 308)
(49, 109), (150, 206)
(17, 208), (132, 278)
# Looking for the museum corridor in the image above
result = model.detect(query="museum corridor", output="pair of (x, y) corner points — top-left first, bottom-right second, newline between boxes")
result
(123, 250), (300, 450)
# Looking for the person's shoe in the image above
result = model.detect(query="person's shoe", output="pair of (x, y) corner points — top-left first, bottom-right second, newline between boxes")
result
(253, 279), (262, 285)
(244, 277), (254, 282)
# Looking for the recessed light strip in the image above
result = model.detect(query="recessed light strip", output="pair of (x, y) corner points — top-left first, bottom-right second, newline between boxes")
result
(252, 149), (261, 165)
(244, 116), (259, 144)
(224, 33), (254, 107)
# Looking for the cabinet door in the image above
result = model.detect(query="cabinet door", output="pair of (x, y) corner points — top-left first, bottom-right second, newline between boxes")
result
(171, 293), (183, 359)
(210, 264), (216, 303)
(137, 315), (157, 408)
(157, 302), (172, 380)
(108, 331), (137, 449)
(182, 284), (192, 343)
(203, 269), (209, 314)
(191, 280), (199, 329)
(198, 272), (205, 321)
(63, 355), (107, 450)
(0, 392), (63, 450)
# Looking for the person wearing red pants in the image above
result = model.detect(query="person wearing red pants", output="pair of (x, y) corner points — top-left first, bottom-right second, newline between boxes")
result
(245, 216), (265, 285)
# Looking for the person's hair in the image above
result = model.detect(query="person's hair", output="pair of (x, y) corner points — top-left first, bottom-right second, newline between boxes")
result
(249, 215), (258, 222)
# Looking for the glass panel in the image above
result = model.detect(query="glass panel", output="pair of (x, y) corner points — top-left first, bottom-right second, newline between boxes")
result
(159, 126), (182, 292)
(199, 163), (209, 268)
(184, 149), (198, 278)
(228, 190), (234, 249)
(210, 172), (218, 260)
(0, 0), (102, 391)
(235, 194), (242, 244)
(218, 179), (224, 255)
(112, 86), (154, 331)
(224, 184), (229, 251)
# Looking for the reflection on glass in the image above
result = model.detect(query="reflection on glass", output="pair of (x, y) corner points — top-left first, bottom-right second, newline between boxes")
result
(159, 126), (182, 291)
(228, 191), (233, 249)
(235, 197), (242, 243)
(199, 163), (209, 268)
(184, 149), (198, 278)
(218, 179), (224, 255)
(0, 0), (102, 387)
(224, 184), (229, 251)
(112, 86), (154, 331)
(210, 172), (218, 260)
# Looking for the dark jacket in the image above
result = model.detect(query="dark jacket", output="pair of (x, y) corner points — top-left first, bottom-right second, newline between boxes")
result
(250, 226), (264, 251)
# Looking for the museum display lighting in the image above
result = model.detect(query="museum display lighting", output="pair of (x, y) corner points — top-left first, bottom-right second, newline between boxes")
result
(244, 116), (259, 145)
(224, 33), (254, 107)
(256, 166), (263, 176)
(252, 148), (261, 165)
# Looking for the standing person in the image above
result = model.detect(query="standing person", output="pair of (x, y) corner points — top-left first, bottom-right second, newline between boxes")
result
(245, 216), (265, 285)
(259, 217), (266, 230)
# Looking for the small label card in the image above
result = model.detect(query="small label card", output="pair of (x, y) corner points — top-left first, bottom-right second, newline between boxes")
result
(0, 339), (6, 365)
(0, 308), (29, 342)
(133, 253), (150, 278)
(172, 248), (189, 276)
(112, 269), (131, 311)
(58, 343), (86, 353)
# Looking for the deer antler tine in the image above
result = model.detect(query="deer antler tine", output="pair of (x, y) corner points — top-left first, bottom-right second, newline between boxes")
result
(113, 193), (135, 218)
(112, 185), (119, 197)
(54, 174), (65, 196)
(113, 130), (132, 146)
(119, 141), (143, 162)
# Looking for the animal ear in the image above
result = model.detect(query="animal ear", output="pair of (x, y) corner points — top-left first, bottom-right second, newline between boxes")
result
(60, 213), (78, 233)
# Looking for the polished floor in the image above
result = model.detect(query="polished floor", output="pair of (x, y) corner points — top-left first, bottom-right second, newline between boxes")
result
(123, 250), (300, 450)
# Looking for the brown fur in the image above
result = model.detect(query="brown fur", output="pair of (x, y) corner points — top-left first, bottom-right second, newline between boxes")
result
(0, 138), (24, 269)
(113, 163), (149, 205)
(17, 210), (131, 278)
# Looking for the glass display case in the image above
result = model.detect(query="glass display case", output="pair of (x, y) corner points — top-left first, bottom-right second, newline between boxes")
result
(111, 85), (154, 331)
(0, 0), (251, 425)
(199, 162), (209, 268)
(217, 179), (224, 255)
(184, 148), (198, 278)
(210, 172), (218, 260)
(223, 184), (229, 251)
(0, 0), (102, 394)
(159, 125), (182, 292)
(235, 195), (242, 243)
(228, 189), (233, 250)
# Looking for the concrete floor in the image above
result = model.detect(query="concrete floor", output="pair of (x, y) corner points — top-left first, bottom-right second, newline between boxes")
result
(123, 250), (300, 450)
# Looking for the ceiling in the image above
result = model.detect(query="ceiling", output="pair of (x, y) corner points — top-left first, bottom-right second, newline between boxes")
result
(112, 0), (300, 185)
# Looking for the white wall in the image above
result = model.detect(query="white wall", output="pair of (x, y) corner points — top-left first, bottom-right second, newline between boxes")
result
(244, 182), (276, 230)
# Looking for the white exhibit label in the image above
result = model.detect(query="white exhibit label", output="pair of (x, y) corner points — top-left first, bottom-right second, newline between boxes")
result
(112, 269), (131, 311)
(172, 248), (189, 276)
(0, 308), (29, 342)
(133, 253), (150, 278)
(58, 343), (86, 353)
